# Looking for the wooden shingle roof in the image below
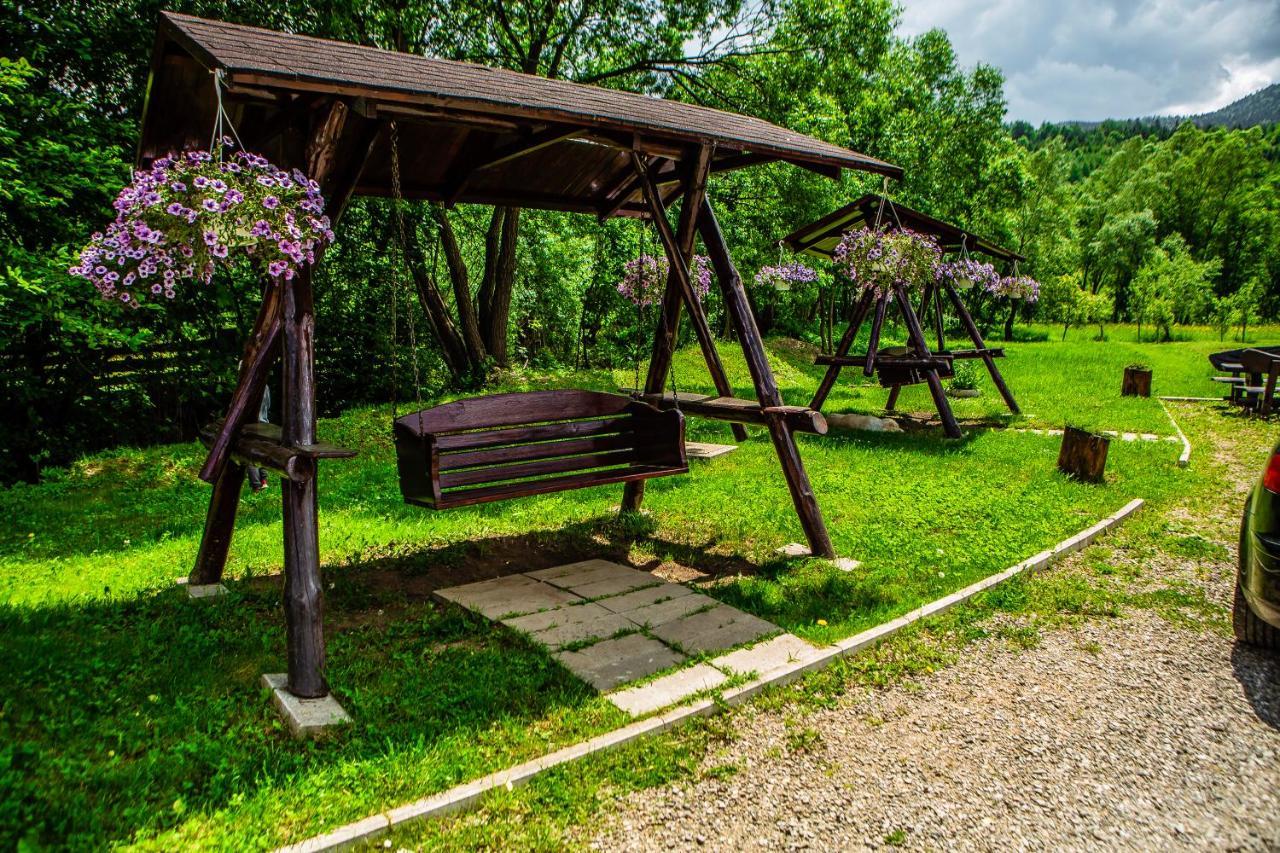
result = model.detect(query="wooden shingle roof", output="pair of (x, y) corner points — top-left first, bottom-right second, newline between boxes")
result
(782, 195), (1024, 262)
(140, 13), (901, 217)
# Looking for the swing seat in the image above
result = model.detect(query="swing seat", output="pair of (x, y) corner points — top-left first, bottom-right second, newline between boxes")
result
(394, 390), (688, 509)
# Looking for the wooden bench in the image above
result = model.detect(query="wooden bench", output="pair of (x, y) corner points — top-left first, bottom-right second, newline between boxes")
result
(394, 390), (687, 509)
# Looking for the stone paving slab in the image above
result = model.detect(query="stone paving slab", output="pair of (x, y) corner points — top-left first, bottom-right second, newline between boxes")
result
(437, 560), (783, 698)
(624, 592), (719, 628)
(434, 574), (579, 619)
(570, 572), (662, 601)
(608, 663), (728, 716)
(650, 604), (777, 655)
(526, 559), (624, 584)
(554, 633), (685, 691)
(503, 603), (636, 651)
(595, 583), (695, 614)
(711, 633), (825, 679)
(529, 560), (663, 600)
(685, 442), (738, 459)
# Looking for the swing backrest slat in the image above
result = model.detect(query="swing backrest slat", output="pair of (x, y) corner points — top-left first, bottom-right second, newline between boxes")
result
(394, 390), (687, 509)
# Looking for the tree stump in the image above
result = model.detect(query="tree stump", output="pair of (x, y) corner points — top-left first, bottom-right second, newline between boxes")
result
(1058, 427), (1110, 483)
(1122, 365), (1152, 397)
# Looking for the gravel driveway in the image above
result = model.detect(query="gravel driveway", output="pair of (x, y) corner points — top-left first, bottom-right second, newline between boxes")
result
(590, 408), (1280, 852)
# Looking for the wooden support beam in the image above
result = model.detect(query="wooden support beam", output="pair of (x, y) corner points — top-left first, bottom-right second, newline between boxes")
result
(894, 284), (961, 439)
(623, 144), (744, 511)
(198, 280), (283, 484)
(189, 462), (247, 585)
(809, 289), (874, 412)
(597, 156), (673, 222)
(942, 283), (1020, 415)
(864, 294), (889, 377)
(442, 124), (584, 204)
(697, 198), (835, 559)
(476, 125), (584, 173)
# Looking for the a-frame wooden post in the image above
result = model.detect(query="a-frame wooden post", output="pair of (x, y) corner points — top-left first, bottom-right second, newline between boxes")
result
(622, 144), (744, 512)
(190, 279), (282, 584)
(941, 283), (1021, 415)
(187, 99), (377, 699)
(809, 289), (874, 411)
(697, 198), (835, 559)
(893, 285), (961, 438)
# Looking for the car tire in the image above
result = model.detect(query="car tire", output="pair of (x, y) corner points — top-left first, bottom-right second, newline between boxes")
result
(1233, 577), (1280, 651)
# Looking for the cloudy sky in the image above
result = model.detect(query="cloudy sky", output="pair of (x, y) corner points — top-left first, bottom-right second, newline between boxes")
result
(897, 0), (1280, 124)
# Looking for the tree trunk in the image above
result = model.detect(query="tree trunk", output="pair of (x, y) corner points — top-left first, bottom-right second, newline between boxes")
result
(432, 204), (486, 376)
(478, 207), (521, 366)
(1004, 302), (1016, 341)
(401, 216), (472, 381)
(1122, 366), (1152, 397)
(1058, 427), (1109, 483)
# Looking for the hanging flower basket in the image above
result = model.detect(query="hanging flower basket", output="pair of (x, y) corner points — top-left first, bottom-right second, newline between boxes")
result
(833, 227), (941, 299)
(990, 274), (1041, 303)
(616, 253), (712, 308)
(754, 261), (818, 292)
(935, 258), (1001, 292)
(71, 140), (334, 307)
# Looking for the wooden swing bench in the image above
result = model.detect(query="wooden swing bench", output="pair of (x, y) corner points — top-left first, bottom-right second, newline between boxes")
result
(393, 390), (688, 509)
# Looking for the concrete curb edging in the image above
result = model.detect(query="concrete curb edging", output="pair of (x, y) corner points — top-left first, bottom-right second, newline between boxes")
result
(274, 498), (1145, 853)
(1158, 399), (1193, 468)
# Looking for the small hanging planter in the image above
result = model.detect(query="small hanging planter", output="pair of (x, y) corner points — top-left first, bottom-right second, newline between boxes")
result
(1122, 363), (1152, 397)
(70, 139), (334, 307)
(936, 258), (1000, 292)
(616, 253), (712, 307)
(833, 226), (941, 298)
(1058, 426), (1110, 483)
(989, 273), (1041, 303)
(754, 261), (818, 292)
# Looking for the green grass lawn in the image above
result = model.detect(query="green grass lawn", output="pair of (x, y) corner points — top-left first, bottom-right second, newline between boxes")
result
(0, 325), (1261, 849)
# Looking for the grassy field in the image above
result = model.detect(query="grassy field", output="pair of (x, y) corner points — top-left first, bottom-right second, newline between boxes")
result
(0, 324), (1267, 849)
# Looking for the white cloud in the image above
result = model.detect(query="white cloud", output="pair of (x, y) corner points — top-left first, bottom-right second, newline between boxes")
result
(898, 0), (1280, 123)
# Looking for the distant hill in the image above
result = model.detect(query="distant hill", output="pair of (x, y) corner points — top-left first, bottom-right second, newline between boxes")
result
(1190, 84), (1280, 127)
(1062, 83), (1280, 131)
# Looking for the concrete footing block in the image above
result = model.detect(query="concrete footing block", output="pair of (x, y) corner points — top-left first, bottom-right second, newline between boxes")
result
(262, 674), (352, 738)
(187, 583), (229, 599)
(777, 543), (861, 572)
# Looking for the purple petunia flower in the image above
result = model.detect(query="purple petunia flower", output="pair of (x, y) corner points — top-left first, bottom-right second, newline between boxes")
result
(262, 196), (280, 210)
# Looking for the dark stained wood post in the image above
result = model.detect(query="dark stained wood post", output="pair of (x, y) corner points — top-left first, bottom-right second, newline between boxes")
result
(1058, 427), (1109, 483)
(189, 279), (281, 585)
(863, 294), (889, 377)
(189, 462), (247, 584)
(809, 288), (873, 411)
(698, 198), (835, 559)
(275, 100), (380, 699)
(894, 285), (962, 439)
(199, 281), (283, 483)
(622, 145), (743, 512)
(1121, 365), (1152, 398)
(885, 385), (902, 411)
(943, 283), (1020, 415)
